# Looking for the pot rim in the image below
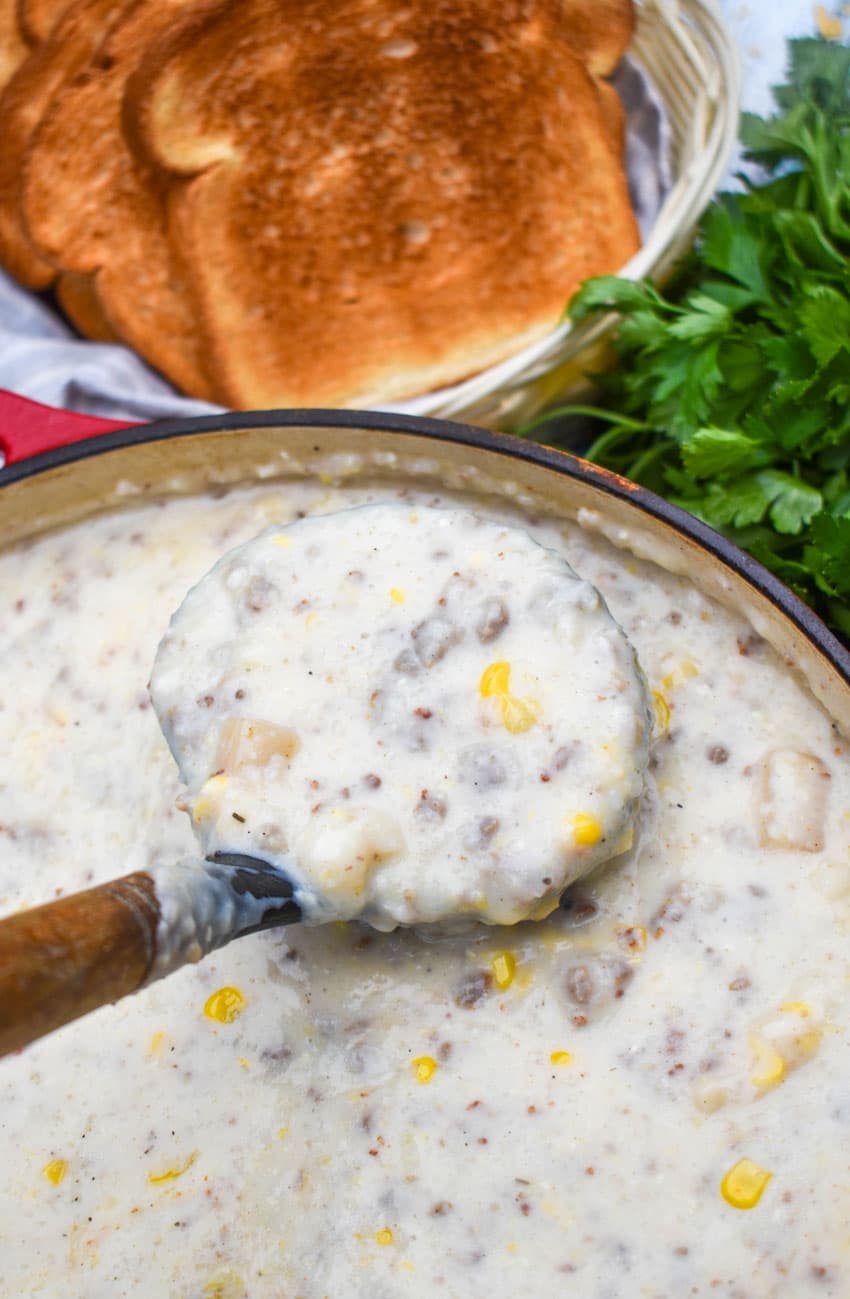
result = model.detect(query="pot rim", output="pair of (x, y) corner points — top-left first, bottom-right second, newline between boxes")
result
(3, 405), (849, 686)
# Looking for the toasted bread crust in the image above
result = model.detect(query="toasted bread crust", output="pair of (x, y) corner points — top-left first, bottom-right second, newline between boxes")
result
(17, 0), (73, 43)
(22, 0), (215, 397)
(0, 2), (27, 92)
(0, 0), (132, 287)
(121, 0), (229, 171)
(129, 0), (639, 407)
(597, 78), (628, 151)
(55, 271), (119, 342)
(560, 0), (634, 77)
(3, 0), (637, 406)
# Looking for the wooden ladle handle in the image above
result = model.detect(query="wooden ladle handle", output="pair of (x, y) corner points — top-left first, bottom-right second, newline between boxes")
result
(0, 872), (160, 1056)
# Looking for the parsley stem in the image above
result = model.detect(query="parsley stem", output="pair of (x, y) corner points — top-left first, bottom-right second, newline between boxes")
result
(627, 442), (670, 481)
(517, 405), (648, 438)
(584, 424), (647, 462)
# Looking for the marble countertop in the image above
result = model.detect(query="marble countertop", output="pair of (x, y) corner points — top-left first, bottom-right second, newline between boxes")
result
(718, 1), (833, 119)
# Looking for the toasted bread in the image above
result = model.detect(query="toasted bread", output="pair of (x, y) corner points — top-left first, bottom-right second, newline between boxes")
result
(561, 0), (634, 77)
(597, 78), (628, 152)
(55, 271), (119, 342)
(0, 0), (28, 92)
(0, 0), (132, 287)
(128, 0), (639, 408)
(22, 0), (216, 397)
(16, 0), (74, 42)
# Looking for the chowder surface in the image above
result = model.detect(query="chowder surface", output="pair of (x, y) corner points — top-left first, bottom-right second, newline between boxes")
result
(1, 476), (848, 1298)
(150, 502), (649, 929)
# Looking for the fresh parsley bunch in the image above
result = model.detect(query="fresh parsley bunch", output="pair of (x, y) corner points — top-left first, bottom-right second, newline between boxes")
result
(537, 38), (850, 638)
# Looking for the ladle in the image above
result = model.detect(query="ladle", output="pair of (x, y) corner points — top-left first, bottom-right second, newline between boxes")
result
(0, 499), (650, 1056)
(0, 851), (301, 1056)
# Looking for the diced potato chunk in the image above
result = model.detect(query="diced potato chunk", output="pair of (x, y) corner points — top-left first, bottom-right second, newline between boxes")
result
(757, 748), (830, 852)
(216, 718), (300, 772)
(811, 859), (850, 900)
(692, 1076), (730, 1114)
(297, 808), (404, 915)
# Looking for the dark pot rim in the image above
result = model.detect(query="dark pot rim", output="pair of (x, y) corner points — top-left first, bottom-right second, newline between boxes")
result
(3, 405), (848, 685)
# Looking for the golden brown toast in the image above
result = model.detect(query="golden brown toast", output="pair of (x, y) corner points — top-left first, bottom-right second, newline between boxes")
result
(22, 0), (216, 397)
(561, 0), (634, 77)
(597, 78), (628, 152)
(128, 0), (639, 408)
(0, 0), (28, 92)
(55, 271), (119, 342)
(0, 0), (132, 287)
(16, 0), (74, 42)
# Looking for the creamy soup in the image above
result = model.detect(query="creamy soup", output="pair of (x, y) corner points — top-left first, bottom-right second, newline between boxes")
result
(1, 475), (849, 1298)
(150, 503), (649, 931)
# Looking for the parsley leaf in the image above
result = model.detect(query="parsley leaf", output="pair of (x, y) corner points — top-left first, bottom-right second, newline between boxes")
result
(798, 285), (850, 366)
(523, 35), (850, 643)
(680, 427), (773, 478)
(756, 469), (824, 533)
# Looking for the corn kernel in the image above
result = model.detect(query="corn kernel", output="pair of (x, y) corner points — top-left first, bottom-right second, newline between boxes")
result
(749, 1033), (785, 1091)
(780, 1001), (812, 1017)
(652, 690), (670, 736)
(662, 659), (699, 690)
(204, 1278), (246, 1299)
(492, 952), (516, 990)
(571, 812), (603, 847)
(777, 1002), (822, 1058)
(42, 1158), (67, 1186)
(612, 824), (634, 855)
(375, 1227), (394, 1246)
(148, 1151), (198, 1185)
(148, 1030), (167, 1057)
(550, 1050), (573, 1066)
(720, 1158), (772, 1209)
(750, 1002), (824, 1090)
(527, 894), (560, 921)
(202, 1276), (245, 1299)
(204, 986), (247, 1024)
(192, 774), (229, 822)
(500, 695), (540, 734)
(480, 661), (511, 697)
(389, 587), (405, 604)
(412, 1056), (437, 1083)
(479, 661), (539, 733)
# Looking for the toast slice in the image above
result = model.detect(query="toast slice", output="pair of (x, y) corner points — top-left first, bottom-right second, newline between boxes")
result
(128, 0), (639, 408)
(0, 0), (132, 287)
(55, 271), (119, 342)
(16, 0), (74, 43)
(1, 0), (28, 92)
(22, 0), (216, 397)
(562, 0), (634, 77)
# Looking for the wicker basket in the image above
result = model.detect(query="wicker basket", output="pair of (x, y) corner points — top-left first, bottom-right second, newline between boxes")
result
(391, 0), (740, 431)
